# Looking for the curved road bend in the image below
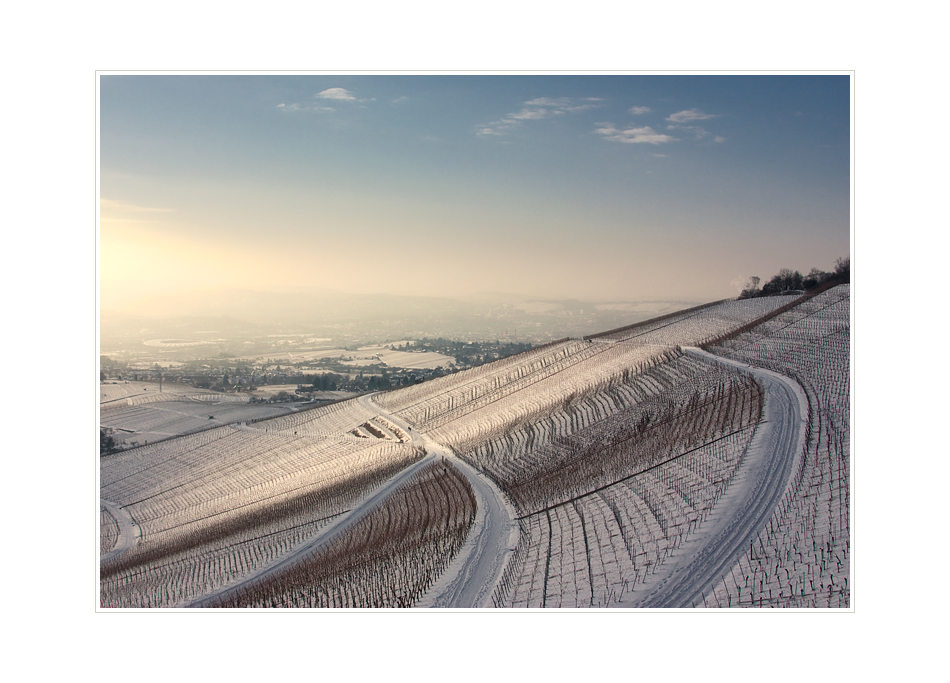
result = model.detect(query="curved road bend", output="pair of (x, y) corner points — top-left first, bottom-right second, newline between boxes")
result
(100, 500), (140, 564)
(412, 452), (519, 608)
(618, 347), (809, 608)
(360, 394), (519, 609)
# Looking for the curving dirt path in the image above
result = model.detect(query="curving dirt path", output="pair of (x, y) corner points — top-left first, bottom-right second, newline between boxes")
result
(413, 451), (519, 608)
(100, 500), (140, 563)
(360, 395), (519, 609)
(617, 347), (809, 608)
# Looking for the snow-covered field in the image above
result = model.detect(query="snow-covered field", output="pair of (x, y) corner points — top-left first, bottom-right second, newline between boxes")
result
(99, 380), (208, 404)
(100, 289), (850, 609)
(700, 285), (850, 607)
(357, 344), (457, 370)
(98, 380), (357, 448)
(228, 344), (456, 369)
(100, 393), (295, 447)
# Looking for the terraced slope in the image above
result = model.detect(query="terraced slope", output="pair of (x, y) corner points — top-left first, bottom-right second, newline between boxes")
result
(100, 412), (425, 607)
(700, 285), (850, 607)
(100, 292), (848, 609)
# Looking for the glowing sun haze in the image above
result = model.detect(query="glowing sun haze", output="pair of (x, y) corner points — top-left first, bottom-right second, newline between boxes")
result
(99, 74), (850, 310)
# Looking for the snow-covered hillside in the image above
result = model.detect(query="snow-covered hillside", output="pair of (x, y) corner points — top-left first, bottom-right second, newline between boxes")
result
(100, 288), (850, 609)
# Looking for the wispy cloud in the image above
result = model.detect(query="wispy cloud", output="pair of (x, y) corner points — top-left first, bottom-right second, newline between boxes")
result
(476, 121), (514, 136)
(509, 107), (549, 120)
(594, 123), (676, 145)
(475, 126), (504, 136)
(477, 97), (604, 136)
(277, 87), (376, 113)
(667, 124), (713, 140)
(316, 87), (356, 101)
(277, 102), (335, 113)
(663, 109), (723, 142)
(628, 106), (651, 115)
(101, 198), (173, 213)
(525, 97), (604, 113)
(667, 108), (718, 123)
(524, 97), (566, 107)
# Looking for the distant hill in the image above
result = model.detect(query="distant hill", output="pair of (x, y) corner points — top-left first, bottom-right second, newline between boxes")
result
(100, 287), (703, 343)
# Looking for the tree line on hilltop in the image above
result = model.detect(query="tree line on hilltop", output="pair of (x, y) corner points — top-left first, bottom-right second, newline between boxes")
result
(738, 257), (849, 299)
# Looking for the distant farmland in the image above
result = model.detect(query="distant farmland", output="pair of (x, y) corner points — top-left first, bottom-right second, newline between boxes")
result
(100, 285), (850, 608)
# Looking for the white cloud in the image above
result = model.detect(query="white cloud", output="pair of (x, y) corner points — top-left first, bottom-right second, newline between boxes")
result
(562, 103), (601, 113)
(628, 106), (651, 115)
(714, 136), (726, 143)
(477, 97), (604, 137)
(525, 97), (603, 110)
(667, 108), (718, 123)
(509, 107), (549, 120)
(595, 124), (676, 145)
(316, 87), (356, 101)
(524, 97), (568, 107)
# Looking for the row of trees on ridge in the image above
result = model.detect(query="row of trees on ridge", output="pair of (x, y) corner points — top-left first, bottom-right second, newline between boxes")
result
(738, 257), (849, 299)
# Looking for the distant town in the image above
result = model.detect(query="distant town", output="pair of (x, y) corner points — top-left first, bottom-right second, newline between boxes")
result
(100, 337), (534, 399)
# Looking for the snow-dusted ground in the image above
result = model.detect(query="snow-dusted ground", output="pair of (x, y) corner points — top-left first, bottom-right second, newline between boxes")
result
(360, 394), (519, 608)
(700, 285), (850, 607)
(617, 348), (807, 607)
(109, 387), (514, 608)
(476, 352), (762, 607)
(182, 451), (439, 608)
(414, 452), (519, 608)
(100, 500), (140, 563)
(182, 393), (516, 608)
(100, 407), (425, 607)
(358, 345), (457, 370)
(101, 400), (294, 446)
(101, 294), (847, 609)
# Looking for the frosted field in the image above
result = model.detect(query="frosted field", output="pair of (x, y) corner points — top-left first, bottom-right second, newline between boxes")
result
(478, 352), (763, 606)
(701, 285), (850, 607)
(99, 380), (305, 447)
(101, 422), (426, 607)
(99, 380), (209, 404)
(100, 399), (295, 446)
(359, 345), (456, 370)
(99, 380), (358, 448)
(100, 292), (850, 609)
(201, 460), (477, 608)
(228, 344), (456, 369)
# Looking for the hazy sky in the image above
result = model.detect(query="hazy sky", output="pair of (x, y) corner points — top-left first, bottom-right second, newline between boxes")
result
(99, 74), (851, 307)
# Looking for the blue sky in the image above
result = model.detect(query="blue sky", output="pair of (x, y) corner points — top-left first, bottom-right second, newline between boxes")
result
(99, 74), (850, 306)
